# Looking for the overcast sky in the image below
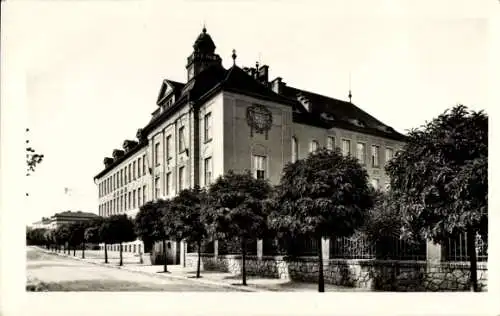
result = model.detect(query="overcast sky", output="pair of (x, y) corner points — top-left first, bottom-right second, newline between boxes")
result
(1, 0), (495, 225)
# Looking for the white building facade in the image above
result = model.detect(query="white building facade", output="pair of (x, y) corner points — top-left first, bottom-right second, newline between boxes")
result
(94, 28), (406, 263)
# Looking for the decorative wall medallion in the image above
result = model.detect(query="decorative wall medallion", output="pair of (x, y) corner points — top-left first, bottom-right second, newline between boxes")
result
(246, 104), (273, 139)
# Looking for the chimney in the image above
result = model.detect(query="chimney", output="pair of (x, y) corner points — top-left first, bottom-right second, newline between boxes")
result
(257, 65), (269, 85)
(271, 77), (284, 94)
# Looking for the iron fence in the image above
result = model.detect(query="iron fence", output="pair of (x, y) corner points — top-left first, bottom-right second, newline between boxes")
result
(441, 232), (488, 262)
(330, 235), (427, 261)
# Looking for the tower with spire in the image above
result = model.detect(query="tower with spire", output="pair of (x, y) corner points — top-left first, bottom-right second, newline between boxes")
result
(186, 27), (222, 81)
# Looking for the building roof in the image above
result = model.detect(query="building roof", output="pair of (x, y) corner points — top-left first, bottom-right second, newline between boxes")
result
(53, 211), (99, 218)
(193, 27), (216, 53)
(95, 28), (407, 179)
(280, 85), (407, 141)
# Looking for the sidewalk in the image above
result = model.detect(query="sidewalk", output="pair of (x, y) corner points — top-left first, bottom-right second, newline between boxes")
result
(36, 247), (368, 292)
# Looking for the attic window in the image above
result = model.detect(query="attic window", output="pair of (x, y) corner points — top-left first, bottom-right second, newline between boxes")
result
(349, 119), (365, 127)
(296, 93), (312, 112)
(376, 125), (391, 132)
(320, 112), (335, 121)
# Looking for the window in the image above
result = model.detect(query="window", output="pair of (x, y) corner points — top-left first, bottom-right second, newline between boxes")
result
(133, 190), (136, 208)
(342, 139), (351, 156)
(155, 142), (160, 166)
(371, 178), (380, 190)
(143, 185), (147, 204)
(204, 112), (212, 142)
(138, 187), (142, 206)
(179, 126), (186, 153)
(166, 135), (172, 164)
(291, 136), (298, 162)
(128, 164), (132, 183)
(138, 158), (142, 178)
(128, 192), (132, 210)
(179, 166), (185, 191)
(327, 136), (335, 150)
(120, 195), (123, 212)
(309, 140), (319, 153)
(371, 145), (380, 167)
(385, 148), (394, 163)
(120, 170), (123, 187)
(155, 176), (160, 199)
(204, 157), (212, 186)
(356, 143), (366, 164)
(166, 172), (171, 196)
(133, 161), (136, 180)
(124, 194), (127, 211)
(124, 166), (128, 184)
(142, 154), (146, 175)
(253, 155), (266, 179)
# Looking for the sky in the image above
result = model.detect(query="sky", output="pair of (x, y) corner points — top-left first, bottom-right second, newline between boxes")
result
(1, 0), (495, 225)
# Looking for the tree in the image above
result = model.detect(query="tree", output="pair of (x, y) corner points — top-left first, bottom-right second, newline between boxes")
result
(106, 215), (136, 266)
(135, 200), (170, 272)
(68, 222), (86, 256)
(386, 105), (487, 292)
(55, 224), (71, 254)
(268, 148), (373, 292)
(205, 171), (272, 286)
(25, 128), (44, 180)
(166, 186), (208, 278)
(99, 218), (113, 263)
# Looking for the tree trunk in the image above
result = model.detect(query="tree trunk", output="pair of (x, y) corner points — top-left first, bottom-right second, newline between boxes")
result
(162, 239), (168, 273)
(82, 242), (85, 259)
(139, 247), (143, 264)
(73, 246), (76, 256)
(196, 239), (202, 278)
(241, 238), (247, 286)
(317, 237), (325, 293)
(104, 243), (108, 264)
(119, 243), (123, 266)
(467, 230), (479, 292)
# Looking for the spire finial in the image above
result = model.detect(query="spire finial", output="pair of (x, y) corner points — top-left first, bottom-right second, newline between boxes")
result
(348, 72), (352, 103)
(232, 49), (237, 65)
(202, 21), (207, 33)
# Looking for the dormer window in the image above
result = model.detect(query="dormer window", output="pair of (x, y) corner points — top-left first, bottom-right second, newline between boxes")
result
(349, 118), (365, 127)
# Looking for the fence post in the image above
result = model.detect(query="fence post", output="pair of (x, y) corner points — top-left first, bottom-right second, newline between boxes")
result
(180, 240), (186, 267)
(426, 240), (441, 273)
(257, 239), (263, 260)
(214, 240), (218, 259)
(322, 238), (330, 261)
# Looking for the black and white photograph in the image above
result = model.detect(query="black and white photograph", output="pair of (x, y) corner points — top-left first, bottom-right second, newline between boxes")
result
(1, 0), (497, 315)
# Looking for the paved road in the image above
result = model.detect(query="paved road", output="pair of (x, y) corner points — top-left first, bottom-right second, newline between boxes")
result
(26, 247), (239, 291)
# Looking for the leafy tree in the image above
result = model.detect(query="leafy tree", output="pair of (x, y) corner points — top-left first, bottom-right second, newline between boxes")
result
(26, 228), (49, 246)
(135, 200), (170, 272)
(43, 229), (56, 251)
(268, 148), (373, 292)
(55, 224), (71, 254)
(106, 215), (136, 266)
(205, 170), (272, 286)
(68, 222), (86, 256)
(99, 218), (113, 263)
(25, 128), (44, 197)
(386, 105), (487, 292)
(165, 186), (208, 278)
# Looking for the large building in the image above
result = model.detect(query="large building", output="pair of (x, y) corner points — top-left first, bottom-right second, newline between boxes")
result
(94, 27), (406, 259)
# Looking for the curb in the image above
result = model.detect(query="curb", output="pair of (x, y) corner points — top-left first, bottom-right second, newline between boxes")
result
(34, 247), (264, 292)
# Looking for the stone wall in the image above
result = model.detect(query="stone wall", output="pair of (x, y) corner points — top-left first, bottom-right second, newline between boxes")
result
(185, 253), (487, 291)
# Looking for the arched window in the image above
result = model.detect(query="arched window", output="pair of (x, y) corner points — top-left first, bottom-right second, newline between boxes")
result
(309, 140), (319, 153)
(292, 136), (298, 162)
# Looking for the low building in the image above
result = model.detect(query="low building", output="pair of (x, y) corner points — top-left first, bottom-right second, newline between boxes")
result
(31, 211), (99, 230)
